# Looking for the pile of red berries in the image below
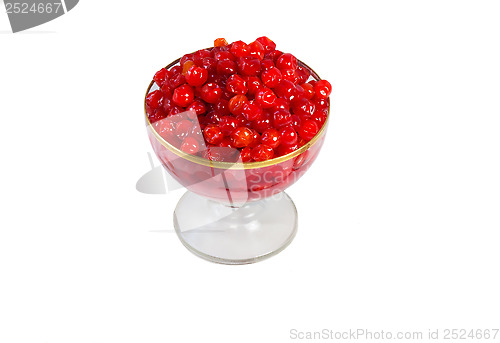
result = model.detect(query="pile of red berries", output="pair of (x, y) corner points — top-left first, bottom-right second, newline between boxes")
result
(146, 37), (332, 162)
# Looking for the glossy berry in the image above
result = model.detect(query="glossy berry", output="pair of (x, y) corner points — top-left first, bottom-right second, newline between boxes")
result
(193, 49), (211, 66)
(261, 128), (281, 149)
(146, 90), (163, 109)
(168, 73), (186, 89)
(185, 66), (208, 87)
(272, 98), (290, 111)
(169, 65), (181, 74)
(265, 50), (283, 63)
(206, 110), (223, 124)
(274, 80), (298, 101)
(237, 57), (261, 76)
(215, 99), (230, 116)
(216, 59), (237, 75)
(221, 89), (233, 101)
(162, 99), (176, 114)
(202, 57), (217, 72)
(248, 40), (265, 60)
(277, 143), (299, 156)
(273, 109), (292, 128)
(226, 74), (247, 95)
(296, 65), (310, 84)
(249, 129), (261, 148)
(203, 124), (224, 145)
(240, 146), (253, 162)
(281, 69), (299, 84)
(180, 54), (193, 67)
(240, 101), (263, 121)
(214, 38), (228, 47)
(301, 83), (315, 100)
(255, 88), (277, 109)
(168, 105), (182, 117)
(160, 97), (173, 113)
(206, 72), (226, 86)
(200, 82), (222, 103)
(292, 97), (315, 118)
(310, 109), (328, 127)
(251, 144), (274, 161)
(314, 97), (329, 110)
(230, 40), (250, 57)
(245, 76), (263, 95)
(255, 36), (276, 53)
(231, 127), (254, 148)
(160, 82), (173, 98)
(280, 126), (298, 146)
(219, 116), (239, 136)
(260, 59), (275, 72)
(228, 94), (248, 115)
(298, 119), (319, 141)
(234, 114), (252, 128)
(276, 53), (298, 70)
(181, 136), (200, 154)
(153, 68), (170, 86)
(261, 67), (282, 88)
(197, 115), (208, 128)
(218, 138), (233, 148)
(187, 99), (207, 116)
(252, 112), (272, 133)
(144, 101), (157, 117)
(214, 50), (235, 61)
(295, 84), (305, 98)
(182, 60), (195, 75)
(172, 84), (194, 107)
(314, 80), (332, 99)
(290, 114), (302, 131)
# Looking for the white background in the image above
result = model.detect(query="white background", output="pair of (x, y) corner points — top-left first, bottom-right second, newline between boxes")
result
(1, 1), (499, 342)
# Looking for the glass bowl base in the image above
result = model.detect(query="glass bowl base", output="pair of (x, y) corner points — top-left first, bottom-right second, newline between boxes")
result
(173, 191), (298, 265)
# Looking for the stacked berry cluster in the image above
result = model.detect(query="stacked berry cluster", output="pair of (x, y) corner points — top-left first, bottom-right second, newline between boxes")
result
(146, 37), (332, 162)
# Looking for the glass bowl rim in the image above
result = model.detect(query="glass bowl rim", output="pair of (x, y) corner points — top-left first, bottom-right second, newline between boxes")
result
(144, 53), (330, 170)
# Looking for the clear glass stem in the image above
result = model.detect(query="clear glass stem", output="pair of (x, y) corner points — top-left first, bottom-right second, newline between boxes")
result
(173, 191), (298, 264)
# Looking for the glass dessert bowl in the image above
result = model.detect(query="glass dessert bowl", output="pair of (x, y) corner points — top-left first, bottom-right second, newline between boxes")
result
(144, 42), (330, 264)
